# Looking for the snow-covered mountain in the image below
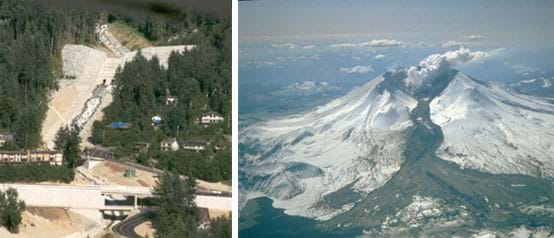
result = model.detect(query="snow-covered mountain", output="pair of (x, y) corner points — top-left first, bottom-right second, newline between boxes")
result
(431, 72), (554, 177)
(240, 47), (554, 221)
(241, 72), (417, 219)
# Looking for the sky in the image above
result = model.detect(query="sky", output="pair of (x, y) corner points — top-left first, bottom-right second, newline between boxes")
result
(239, 0), (554, 47)
(239, 0), (554, 115)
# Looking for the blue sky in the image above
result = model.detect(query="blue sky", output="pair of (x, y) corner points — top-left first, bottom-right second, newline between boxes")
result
(240, 0), (554, 47)
(239, 0), (554, 115)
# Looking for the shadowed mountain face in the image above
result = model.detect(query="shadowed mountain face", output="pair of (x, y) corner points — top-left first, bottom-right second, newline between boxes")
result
(240, 53), (554, 236)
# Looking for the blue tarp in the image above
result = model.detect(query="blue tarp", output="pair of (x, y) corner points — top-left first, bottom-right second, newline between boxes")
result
(110, 121), (131, 129)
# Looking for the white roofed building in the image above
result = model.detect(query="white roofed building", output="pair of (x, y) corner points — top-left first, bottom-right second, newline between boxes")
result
(160, 138), (179, 151)
(199, 112), (224, 125)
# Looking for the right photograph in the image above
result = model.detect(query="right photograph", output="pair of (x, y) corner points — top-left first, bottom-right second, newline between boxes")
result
(238, 0), (554, 237)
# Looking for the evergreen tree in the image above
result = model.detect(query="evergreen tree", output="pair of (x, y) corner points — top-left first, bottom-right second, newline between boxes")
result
(153, 172), (199, 238)
(63, 126), (81, 168)
(0, 188), (26, 234)
(54, 126), (70, 150)
(203, 216), (231, 238)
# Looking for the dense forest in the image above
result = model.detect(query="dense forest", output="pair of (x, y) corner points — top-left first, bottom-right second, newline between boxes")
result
(0, 0), (97, 149)
(92, 12), (231, 182)
(107, 9), (231, 59)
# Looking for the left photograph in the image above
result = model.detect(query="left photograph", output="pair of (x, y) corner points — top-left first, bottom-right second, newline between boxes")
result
(0, 0), (231, 237)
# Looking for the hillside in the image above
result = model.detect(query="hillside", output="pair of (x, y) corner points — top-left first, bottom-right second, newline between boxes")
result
(108, 20), (152, 50)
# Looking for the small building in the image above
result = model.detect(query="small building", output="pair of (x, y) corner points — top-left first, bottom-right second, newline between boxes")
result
(82, 146), (114, 160)
(0, 150), (63, 166)
(160, 138), (179, 151)
(0, 133), (15, 148)
(199, 112), (224, 125)
(108, 121), (133, 130)
(182, 141), (208, 152)
(133, 142), (151, 153)
(82, 146), (114, 169)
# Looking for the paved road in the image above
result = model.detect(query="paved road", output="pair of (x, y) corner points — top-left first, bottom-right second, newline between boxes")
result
(112, 208), (210, 238)
(112, 212), (148, 238)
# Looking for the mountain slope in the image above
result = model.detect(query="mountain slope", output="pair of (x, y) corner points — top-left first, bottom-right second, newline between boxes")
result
(241, 74), (418, 219)
(431, 74), (554, 177)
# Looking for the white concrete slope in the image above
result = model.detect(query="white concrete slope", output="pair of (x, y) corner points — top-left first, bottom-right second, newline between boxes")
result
(42, 45), (107, 150)
(42, 26), (195, 149)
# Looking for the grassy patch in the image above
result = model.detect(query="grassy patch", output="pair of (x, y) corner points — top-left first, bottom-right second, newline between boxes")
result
(108, 20), (151, 50)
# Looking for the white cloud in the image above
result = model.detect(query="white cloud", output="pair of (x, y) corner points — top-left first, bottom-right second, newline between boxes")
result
(362, 39), (403, 47)
(271, 43), (296, 49)
(302, 45), (315, 50)
(276, 54), (320, 62)
(329, 39), (403, 48)
(248, 60), (276, 68)
(442, 40), (466, 48)
(404, 47), (500, 90)
(543, 79), (552, 88)
(273, 81), (341, 97)
(374, 54), (385, 59)
(329, 43), (358, 48)
(467, 34), (485, 41)
(339, 65), (374, 74)
(442, 47), (499, 64)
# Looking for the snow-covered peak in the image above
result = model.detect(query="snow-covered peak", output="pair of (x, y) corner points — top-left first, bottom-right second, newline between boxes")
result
(431, 70), (554, 177)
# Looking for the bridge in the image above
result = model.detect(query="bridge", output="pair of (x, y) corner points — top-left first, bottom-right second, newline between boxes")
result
(0, 183), (231, 218)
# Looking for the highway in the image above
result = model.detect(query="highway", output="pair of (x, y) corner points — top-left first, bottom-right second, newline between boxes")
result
(112, 208), (211, 237)
(112, 212), (147, 238)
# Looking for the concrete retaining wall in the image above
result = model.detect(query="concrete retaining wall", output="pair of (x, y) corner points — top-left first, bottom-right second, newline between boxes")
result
(1, 184), (104, 209)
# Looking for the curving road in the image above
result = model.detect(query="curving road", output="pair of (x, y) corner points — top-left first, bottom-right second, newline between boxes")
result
(112, 212), (148, 238)
(112, 208), (210, 238)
